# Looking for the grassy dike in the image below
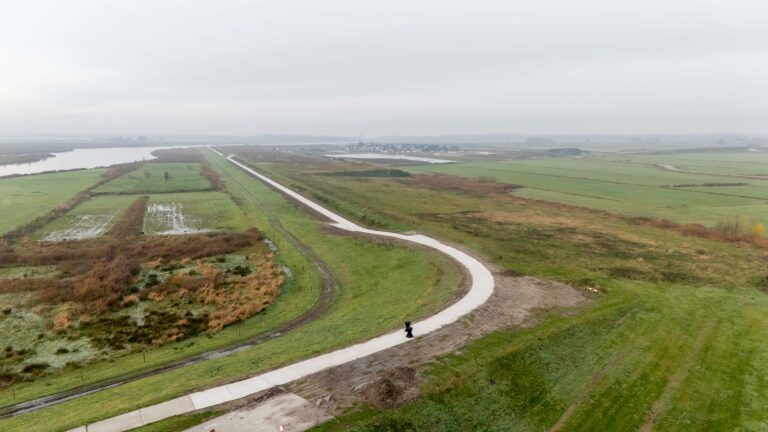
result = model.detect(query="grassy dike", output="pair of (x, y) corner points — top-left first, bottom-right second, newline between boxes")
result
(0, 151), (462, 431)
(242, 158), (768, 431)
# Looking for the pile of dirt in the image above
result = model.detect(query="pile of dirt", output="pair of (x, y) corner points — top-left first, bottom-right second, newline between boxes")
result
(361, 367), (418, 409)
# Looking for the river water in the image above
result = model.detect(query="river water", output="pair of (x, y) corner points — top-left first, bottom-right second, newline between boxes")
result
(0, 146), (193, 177)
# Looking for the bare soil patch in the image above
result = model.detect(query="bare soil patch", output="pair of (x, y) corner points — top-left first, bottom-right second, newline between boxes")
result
(361, 367), (418, 409)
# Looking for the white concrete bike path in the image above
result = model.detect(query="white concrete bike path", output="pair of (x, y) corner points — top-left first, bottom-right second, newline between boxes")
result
(68, 152), (494, 432)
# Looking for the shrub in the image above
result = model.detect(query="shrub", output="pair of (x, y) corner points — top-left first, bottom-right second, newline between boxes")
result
(0, 371), (19, 388)
(52, 311), (71, 331)
(22, 362), (50, 375)
(146, 273), (159, 287)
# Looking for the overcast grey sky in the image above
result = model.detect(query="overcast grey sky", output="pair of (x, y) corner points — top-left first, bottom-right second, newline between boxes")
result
(0, 0), (766, 136)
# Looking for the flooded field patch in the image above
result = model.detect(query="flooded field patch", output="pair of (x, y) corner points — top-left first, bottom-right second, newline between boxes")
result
(143, 192), (250, 235)
(43, 212), (118, 241)
(34, 195), (137, 241)
(144, 202), (210, 235)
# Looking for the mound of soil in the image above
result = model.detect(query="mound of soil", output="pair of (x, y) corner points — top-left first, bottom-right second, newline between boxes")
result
(361, 367), (417, 409)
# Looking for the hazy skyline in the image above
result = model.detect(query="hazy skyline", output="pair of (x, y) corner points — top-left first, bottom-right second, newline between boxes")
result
(1, 0), (766, 136)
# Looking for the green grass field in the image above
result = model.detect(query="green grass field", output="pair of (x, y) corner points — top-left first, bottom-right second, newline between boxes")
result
(406, 154), (768, 227)
(0, 152), (463, 432)
(592, 150), (768, 176)
(224, 153), (768, 431)
(143, 192), (251, 234)
(93, 163), (212, 194)
(0, 169), (105, 235)
(317, 283), (768, 431)
(0, 265), (58, 279)
(33, 195), (137, 240)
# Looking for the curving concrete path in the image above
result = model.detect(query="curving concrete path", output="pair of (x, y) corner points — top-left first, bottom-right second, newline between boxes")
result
(67, 150), (494, 432)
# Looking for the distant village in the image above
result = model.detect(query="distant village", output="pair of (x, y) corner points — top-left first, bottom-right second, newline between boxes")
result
(345, 142), (461, 154)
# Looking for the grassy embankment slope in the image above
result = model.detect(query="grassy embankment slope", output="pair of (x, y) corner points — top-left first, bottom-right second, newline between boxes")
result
(0, 170), (105, 235)
(240, 154), (768, 431)
(0, 152), (462, 431)
(407, 153), (768, 226)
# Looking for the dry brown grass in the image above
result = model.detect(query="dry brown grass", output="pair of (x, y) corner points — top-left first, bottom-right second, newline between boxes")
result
(106, 196), (148, 238)
(147, 258), (284, 334)
(403, 173), (520, 195)
(633, 217), (768, 247)
(1, 226), (265, 314)
(200, 159), (225, 191)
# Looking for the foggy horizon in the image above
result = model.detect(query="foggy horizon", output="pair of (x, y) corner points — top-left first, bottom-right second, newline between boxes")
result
(2, 0), (766, 137)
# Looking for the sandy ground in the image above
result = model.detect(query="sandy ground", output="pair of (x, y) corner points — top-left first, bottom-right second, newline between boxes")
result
(185, 391), (330, 432)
